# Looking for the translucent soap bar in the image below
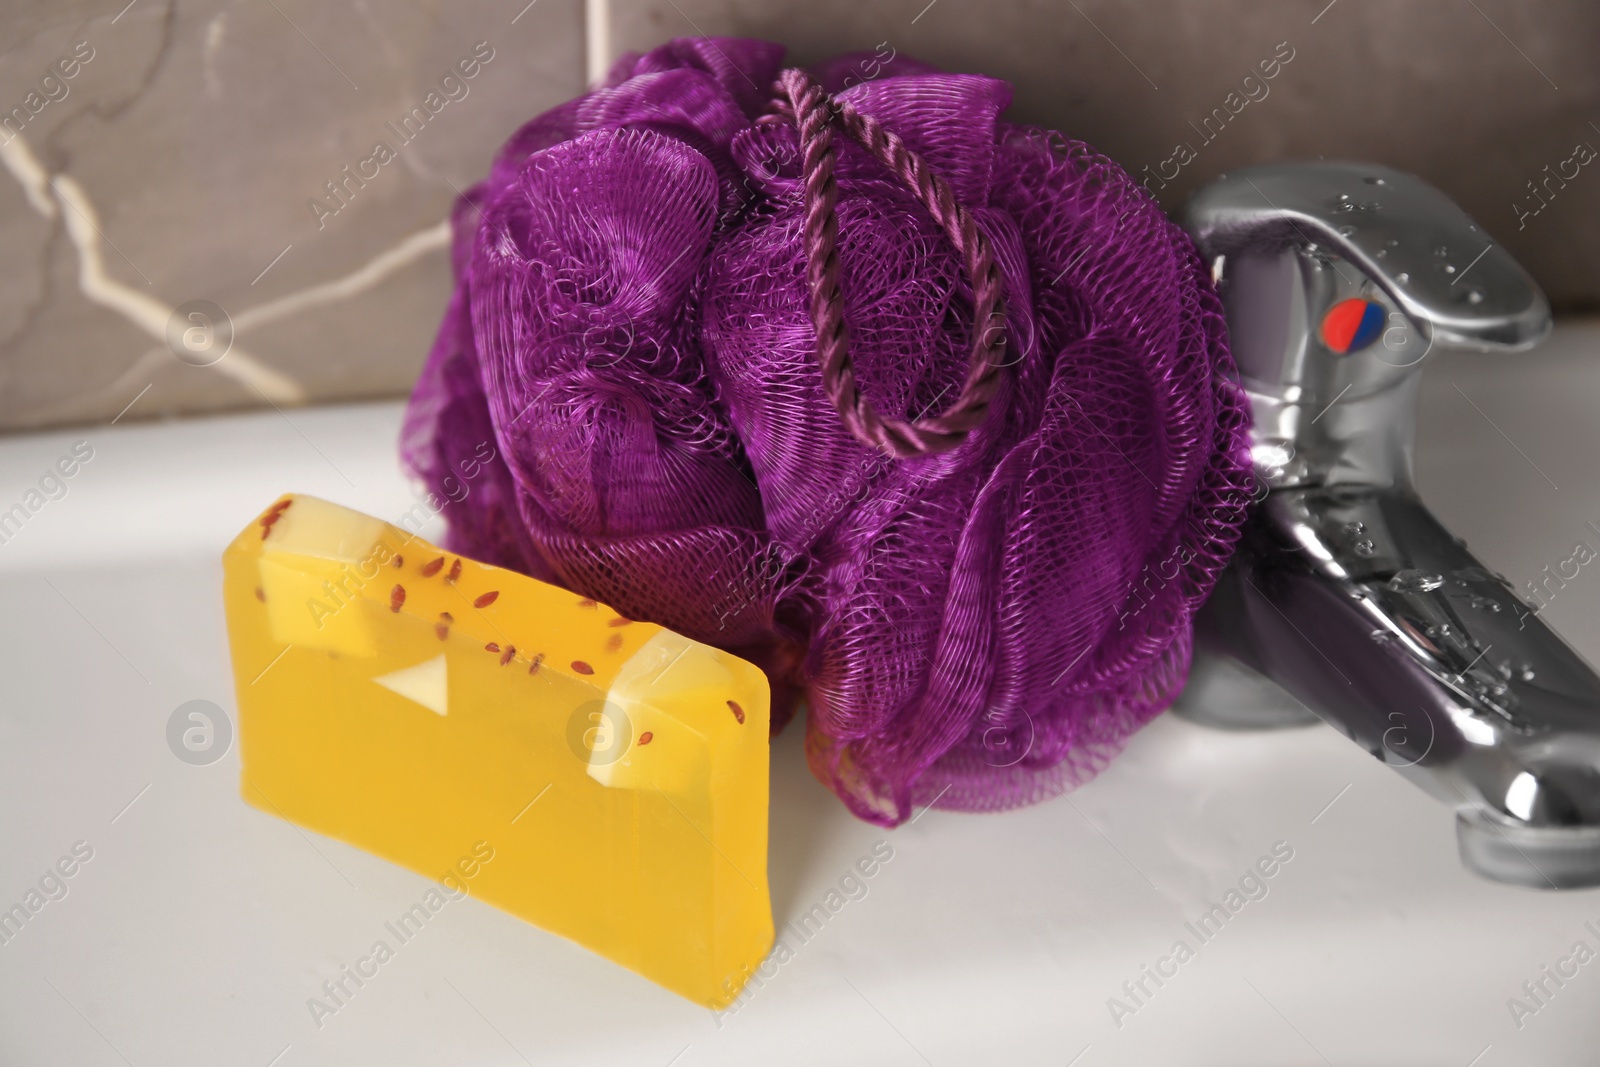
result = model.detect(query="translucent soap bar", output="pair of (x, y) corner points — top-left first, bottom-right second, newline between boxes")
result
(222, 494), (773, 1007)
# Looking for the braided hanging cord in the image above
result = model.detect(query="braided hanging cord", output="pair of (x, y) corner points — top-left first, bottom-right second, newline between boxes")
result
(775, 68), (1010, 459)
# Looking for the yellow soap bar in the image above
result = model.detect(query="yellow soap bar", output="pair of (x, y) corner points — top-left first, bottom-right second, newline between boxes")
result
(222, 494), (773, 1007)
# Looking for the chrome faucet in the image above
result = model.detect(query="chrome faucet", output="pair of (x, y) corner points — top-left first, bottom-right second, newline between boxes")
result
(1175, 162), (1600, 889)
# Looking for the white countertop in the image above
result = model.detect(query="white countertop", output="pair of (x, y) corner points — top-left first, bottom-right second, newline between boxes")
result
(5, 321), (1600, 1066)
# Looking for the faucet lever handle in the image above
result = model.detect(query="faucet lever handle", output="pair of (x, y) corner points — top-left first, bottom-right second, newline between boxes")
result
(1185, 162), (1550, 351)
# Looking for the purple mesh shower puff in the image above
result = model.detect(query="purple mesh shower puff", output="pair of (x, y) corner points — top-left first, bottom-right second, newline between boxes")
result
(400, 36), (1255, 826)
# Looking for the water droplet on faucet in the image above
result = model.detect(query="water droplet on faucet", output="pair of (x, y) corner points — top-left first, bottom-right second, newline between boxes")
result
(1396, 272), (1411, 285)
(1354, 538), (1376, 557)
(1517, 663), (1537, 682)
(1343, 521), (1367, 536)
(1390, 569), (1445, 593)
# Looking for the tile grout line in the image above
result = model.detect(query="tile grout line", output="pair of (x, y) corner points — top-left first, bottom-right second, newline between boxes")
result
(584, 0), (611, 85)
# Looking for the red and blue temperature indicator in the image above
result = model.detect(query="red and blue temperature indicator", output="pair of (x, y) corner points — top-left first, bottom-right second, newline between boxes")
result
(1319, 298), (1385, 354)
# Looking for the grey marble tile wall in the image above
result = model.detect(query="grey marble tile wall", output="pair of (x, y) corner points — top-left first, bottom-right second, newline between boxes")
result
(1, 1), (1594, 431)
(0, 0), (584, 431)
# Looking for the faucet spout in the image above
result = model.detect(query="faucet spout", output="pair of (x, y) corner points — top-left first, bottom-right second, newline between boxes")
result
(1193, 483), (1600, 888)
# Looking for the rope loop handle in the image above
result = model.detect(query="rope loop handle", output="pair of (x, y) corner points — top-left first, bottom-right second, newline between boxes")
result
(774, 68), (1008, 459)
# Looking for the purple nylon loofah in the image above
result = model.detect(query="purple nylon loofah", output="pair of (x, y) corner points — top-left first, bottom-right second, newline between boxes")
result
(401, 37), (1255, 826)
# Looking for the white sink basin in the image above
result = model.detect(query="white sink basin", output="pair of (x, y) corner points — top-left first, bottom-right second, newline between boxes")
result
(3, 320), (1599, 1065)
